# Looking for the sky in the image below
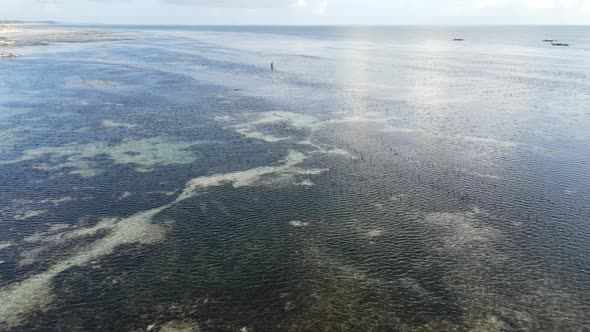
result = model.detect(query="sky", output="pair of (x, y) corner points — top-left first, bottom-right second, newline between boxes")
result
(1, 0), (589, 25)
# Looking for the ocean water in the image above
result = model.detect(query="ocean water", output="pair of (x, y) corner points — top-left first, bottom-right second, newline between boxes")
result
(0, 25), (589, 331)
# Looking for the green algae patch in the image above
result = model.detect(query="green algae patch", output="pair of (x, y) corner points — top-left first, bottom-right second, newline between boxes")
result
(0, 146), (330, 328)
(0, 107), (30, 121)
(107, 137), (198, 169)
(0, 126), (33, 155)
(3, 136), (200, 177)
(0, 241), (13, 251)
(218, 111), (319, 142)
(176, 150), (326, 201)
(159, 320), (201, 332)
(0, 206), (168, 328)
(101, 120), (136, 129)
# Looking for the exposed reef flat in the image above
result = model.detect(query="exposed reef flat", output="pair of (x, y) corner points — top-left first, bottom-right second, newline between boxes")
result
(0, 24), (106, 39)
(0, 23), (115, 49)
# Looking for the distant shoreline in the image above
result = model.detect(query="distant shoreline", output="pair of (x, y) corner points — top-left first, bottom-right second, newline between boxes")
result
(0, 22), (111, 51)
(0, 20), (57, 24)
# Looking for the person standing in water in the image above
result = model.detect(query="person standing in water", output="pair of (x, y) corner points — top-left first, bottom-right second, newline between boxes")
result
(271, 62), (275, 71)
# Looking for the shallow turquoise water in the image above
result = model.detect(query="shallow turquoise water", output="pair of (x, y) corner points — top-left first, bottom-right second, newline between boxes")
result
(0, 26), (589, 331)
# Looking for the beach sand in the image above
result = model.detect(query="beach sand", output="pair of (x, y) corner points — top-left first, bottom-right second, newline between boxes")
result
(0, 23), (111, 52)
(0, 24), (106, 38)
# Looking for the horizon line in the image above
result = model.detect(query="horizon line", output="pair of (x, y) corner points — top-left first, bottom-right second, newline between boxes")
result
(43, 22), (590, 27)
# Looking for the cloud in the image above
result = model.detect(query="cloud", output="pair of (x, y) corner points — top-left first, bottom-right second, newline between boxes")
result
(159, 0), (294, 7)
(160, 0), (328, 12)
(527, 0), (580, 9)
(3, 0), (589, 24)
(85, 0), (319, 9)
